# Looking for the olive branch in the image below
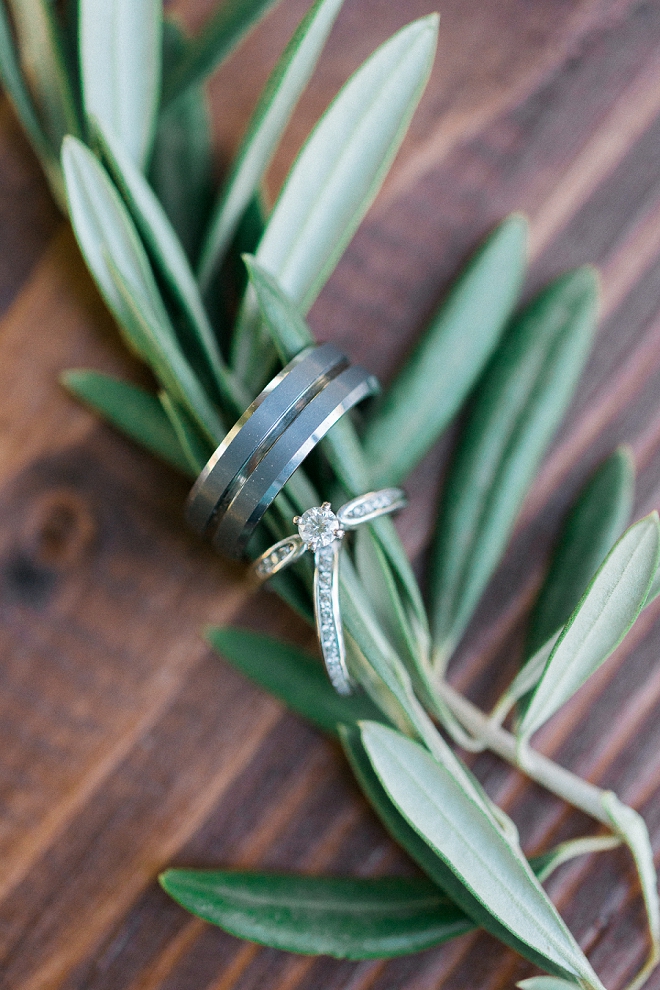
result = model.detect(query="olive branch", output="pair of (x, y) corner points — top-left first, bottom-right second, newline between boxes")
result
(1, 1), (659, 986)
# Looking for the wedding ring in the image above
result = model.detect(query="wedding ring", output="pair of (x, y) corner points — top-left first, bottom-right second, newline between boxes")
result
(212, 365), (378, 557)
(186, 343), (348, 537)
(253, 488), (407, 694)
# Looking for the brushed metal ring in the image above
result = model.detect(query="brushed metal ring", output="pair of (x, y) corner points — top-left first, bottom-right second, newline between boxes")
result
(185, 343), (349, 537)
(211, 363), (379, 558)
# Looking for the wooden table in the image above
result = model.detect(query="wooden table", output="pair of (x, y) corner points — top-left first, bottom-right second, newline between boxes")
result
(2, 1), (660, 987)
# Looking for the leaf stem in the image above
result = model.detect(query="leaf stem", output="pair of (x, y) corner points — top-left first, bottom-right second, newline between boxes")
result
(434, 679), (611, 825)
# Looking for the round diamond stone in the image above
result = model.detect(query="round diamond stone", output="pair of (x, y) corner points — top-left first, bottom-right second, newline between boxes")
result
(297, 505), (340, 550)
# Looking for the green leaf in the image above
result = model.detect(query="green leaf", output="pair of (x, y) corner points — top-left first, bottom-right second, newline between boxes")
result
(518, 514), (660, 744)
(197, 0), (344, 291)
(601, 792), (660, 958)
(429, 267), (599, 669)
(244, 256), (430, 646)
(162, 0), (281, 105)
(150, 22), (214, 265)
(359, 721), (604, 988)
(160, 870), (472, 959)
(518, 979), (582, 990)
(232, 14), (439, 385)
(645, 566), (660, 609)
(108, 254), (225, 444)
(362, 216), (527, 487)
(80, 0), (162, 168)
(62, 369), (194, 476)
(6, 0), (81, 148)
(530, 834), (621, 884)
(159, 392), (213, 475)
(527, 446), (635, 658)
(207, 627), (382, 736)
(61, 136), (224, 443)
(0, 1), (65, 206)
(95, 121), (246, 415)
(355, 527), (424, 673)
(490, 632), (561, 726)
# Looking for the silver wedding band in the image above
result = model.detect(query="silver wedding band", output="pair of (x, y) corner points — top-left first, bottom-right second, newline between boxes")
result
(186, 344), (379, 558)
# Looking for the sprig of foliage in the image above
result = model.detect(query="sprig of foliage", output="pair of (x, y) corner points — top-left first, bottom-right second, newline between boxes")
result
(3, 0), (659, 985)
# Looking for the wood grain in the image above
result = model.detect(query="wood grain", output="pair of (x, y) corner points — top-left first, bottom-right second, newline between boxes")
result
(3, 0), (660, 987)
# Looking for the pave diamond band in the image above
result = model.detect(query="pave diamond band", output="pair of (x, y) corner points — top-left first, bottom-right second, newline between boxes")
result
(252, 488), (407, 695)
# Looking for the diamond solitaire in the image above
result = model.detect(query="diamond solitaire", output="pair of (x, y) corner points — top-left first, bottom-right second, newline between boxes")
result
(295, 503), (343, 550)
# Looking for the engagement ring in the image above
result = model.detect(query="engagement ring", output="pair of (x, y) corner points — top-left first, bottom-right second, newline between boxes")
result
(253, 488), (407, 695)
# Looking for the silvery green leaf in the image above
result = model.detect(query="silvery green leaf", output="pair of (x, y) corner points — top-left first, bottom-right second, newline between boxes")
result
(0, 2), (65, 206)
(530, 834), (621, 884)
(95, 121), (246, 415)
(197, 0), (345, 291)
(244, 256), (430, 644)
(645, 567), (660, 609)
(159, 393), (213, 475)
(601, 792), (660, 957)
(61, 136), (223, 443)
(518, 514), (660, 744)
(490, 632), (561, 726)
(341, 573), (518, 838)
(61, 369), (193, 476)
(518, 979), (582, 990)
(207, 627), (382, 737)
(354, 527), (423, 671)
(160, 870), (471, 958)
(80, 0), (162, 168)
(7, 0), (81, 148)
(107, 255), (224, 444)
(362, 216), (527, 487)
(527, 446), (635, 658)
(232, 15), (439, 384)
(150, 21), (214, 264)
(162, 0), (281, 104)
(429, 267), (599, 670)
(360, 722), (604, 988)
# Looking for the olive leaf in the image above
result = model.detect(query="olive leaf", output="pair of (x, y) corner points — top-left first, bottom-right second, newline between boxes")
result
(429, 267), (599, 671)
(80, 0), (162, 168)
(6, 0), (81, 148)
(360, 721), (605, 988)
(362, 215), (527, 487)
(490, 631), (561, 726)
(231, 14), (439, 386)
(61, 136), (224, 443)
(61, 369), (193, 476)
(162, 0), (281, 105)
(527, 446), (635, 658)
(149, 89), (213, 265)
(197, 0), (345, 291)
(601, 792), (660, 969)
(518, 514), (660, 745)
(159, 393), (213, 475)
(94, 121), (246, 415)
(243, 255), (431, 649)
(518, 980), (582, 990)
(159, 870), (472, 959)
(0, 1), (65, 206)
(206, 627), (382, 736)
(645, 567), (660, 609)
(530, 834), (621, 884)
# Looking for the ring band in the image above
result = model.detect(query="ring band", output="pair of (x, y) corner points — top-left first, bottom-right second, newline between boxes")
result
(186, 343), (348, 537)
(253, 489), (407, 694)
(211, 364), (379, 557)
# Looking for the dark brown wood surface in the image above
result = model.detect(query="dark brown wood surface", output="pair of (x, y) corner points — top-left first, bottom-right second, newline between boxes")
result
(2, 1), (660, 987)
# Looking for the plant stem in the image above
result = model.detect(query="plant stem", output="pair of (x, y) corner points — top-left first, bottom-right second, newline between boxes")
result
(435, 679), (612, 825)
